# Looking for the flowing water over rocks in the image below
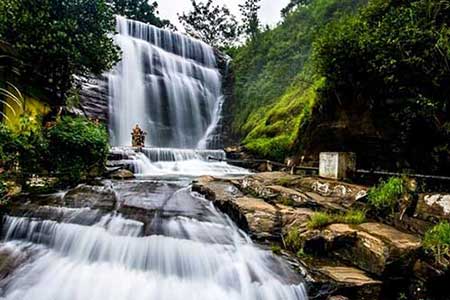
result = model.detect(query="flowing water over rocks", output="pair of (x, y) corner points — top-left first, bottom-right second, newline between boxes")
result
(0, 180), (308, 300)
(0, 16), (308, 300)
(109, 16), (223, 149)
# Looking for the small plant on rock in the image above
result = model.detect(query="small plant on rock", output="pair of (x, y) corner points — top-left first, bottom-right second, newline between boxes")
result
(285, 226), (303, 251)
(271, 245), (282, 255)
(423, 222), (450, 265)
(367, 177), (404, 213)
(307, 212), (334, 229)
(339, 209), (366, 225)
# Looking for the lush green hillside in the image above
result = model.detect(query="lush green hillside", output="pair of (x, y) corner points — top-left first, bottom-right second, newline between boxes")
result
(231, 0), (450, 174)
(231, 0), (366, 161)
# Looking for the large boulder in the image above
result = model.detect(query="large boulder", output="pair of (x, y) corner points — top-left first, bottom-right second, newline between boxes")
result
(63, 183), (117, 210)
(193, 176), (314, 241)
(301, 223), (422, 276)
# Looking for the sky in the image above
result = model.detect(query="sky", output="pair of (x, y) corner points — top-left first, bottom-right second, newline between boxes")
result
(157, 0), (290, 30)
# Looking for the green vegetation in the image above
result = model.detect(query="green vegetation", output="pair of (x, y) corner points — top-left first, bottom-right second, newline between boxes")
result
(47, 116), (109, 183)
(108, 0), (171, 27)
(308, 212), (333, 229)
(307, 209), (366, 229)
(285, 226), (303, 251)
(179, 0), (241, 49)
(271, 245), (282, 255)
(0, 115), (109, 188)
(367, 177), (404, 213)
(231, 0), (450, 173)
(0, 0), (119, 106)
(312, 0), (450, 172)
(232, 0), (365, 160)
(423, 222), (450, 265)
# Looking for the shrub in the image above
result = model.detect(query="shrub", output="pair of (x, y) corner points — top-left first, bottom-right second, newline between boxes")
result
(367, 177), (404, 213)
(46, 116), (109, 183)
(0, 124), (17, 171)
(423, 222), (450, 265)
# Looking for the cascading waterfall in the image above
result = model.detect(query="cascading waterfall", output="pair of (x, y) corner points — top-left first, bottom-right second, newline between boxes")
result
(0, 16), (307, 300)
(0, 182), (308, 300)
(109, 16), (222, 149)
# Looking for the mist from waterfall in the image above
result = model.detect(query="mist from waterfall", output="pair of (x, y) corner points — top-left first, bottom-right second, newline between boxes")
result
(109, 16), (223, 149)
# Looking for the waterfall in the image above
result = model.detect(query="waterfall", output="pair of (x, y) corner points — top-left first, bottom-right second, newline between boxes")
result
(109, 16), (223, 149)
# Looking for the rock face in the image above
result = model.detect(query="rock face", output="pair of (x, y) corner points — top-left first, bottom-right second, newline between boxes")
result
(74, 75), (109, 122)
(416, 193), (450, 222)
(301, 223), (421, 276)
(193, 176), (314, 241)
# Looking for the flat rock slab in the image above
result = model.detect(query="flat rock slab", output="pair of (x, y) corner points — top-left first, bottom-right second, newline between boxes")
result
(358, 222), (422, 251)
(318, 266), (381, 287)
(303, 222), (422, 276)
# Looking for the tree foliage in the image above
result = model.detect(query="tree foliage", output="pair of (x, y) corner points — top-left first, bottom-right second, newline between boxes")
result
(281, 0), (313, 17)
(179, 0), (240, 49)
(0, 0), (120, 106)
(47, 116), (109, 182)
(239, 0), (261, 40)
(313, 0), (450, 172)
(107, 0), (171, 28)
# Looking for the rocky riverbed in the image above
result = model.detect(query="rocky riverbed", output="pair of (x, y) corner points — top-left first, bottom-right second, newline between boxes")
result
(192, 172), (450, 300)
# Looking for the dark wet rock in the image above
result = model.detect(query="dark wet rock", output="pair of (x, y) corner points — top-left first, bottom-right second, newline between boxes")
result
(63, 183), (117, 210)
(0, 246), (30, 281)
(74, 75), (109, 123)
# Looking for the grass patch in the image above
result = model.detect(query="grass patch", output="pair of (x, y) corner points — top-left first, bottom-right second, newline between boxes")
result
(307, 210), (366, 229)
(367, 177), (404, 213)
(285, 226), (303, 251)
(271, 245), (282, 255)
(308, 212), (334, 229)
(340, 209), (366, 225)
(423, 222), (450, 265)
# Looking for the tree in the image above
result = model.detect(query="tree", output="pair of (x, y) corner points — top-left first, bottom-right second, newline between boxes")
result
(239, 0), (261, 40)
(281, 0), (312, 17)
(313, 0), (450, 172)
(179, 0), (240, 49)
(107, 0), (171, 28)
(0, 0), (120, 109)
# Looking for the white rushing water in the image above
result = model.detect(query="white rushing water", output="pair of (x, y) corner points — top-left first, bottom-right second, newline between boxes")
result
(0, 183), (308, 300)
(109, 16), (222, 149)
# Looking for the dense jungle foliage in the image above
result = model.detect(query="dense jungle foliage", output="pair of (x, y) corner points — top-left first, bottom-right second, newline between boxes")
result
(232, 0), (450, 174)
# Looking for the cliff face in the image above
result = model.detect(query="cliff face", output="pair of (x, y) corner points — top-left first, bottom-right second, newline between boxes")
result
(75, 74), (109, 123)
(214, 49), (240, 148)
